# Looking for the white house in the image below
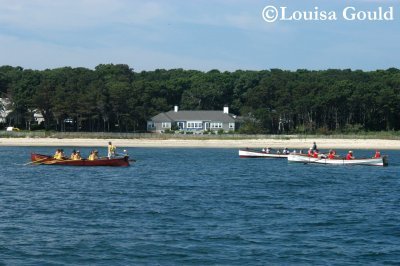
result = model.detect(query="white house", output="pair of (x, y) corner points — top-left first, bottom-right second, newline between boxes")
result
(147, 105), (241, 133)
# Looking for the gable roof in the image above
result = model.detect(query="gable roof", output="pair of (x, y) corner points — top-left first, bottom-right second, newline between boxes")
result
(151, 110), (237, 123)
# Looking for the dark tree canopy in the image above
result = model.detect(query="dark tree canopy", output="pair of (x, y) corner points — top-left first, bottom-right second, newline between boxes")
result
(0, 64), (399, 133)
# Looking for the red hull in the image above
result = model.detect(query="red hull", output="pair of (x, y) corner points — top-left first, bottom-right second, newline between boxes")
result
(31, 153), (130, 167)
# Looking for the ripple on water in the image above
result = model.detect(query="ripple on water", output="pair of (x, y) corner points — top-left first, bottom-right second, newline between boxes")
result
(0, 147), (399, 264)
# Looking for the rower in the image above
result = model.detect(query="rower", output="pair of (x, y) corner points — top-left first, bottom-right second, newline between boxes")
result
(70, 149), (77, 160)
(73, 150), (82, 160)
(374, 150), (381, 158)
(328, 150), (335, 159)
(346, 151), (355, 160)
(313, 149), (319, 158)
(54, 149), (61, 159)
(88, 150), (99, 161)
(307, 148), (313, 157)
(54, 149), (63, 160)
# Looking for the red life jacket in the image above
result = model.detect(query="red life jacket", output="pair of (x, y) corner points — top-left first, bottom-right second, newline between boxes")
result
(328, 153), (335, 159)
(346, 153), (353, 160)
(375, 152), (381, 158)
(313, 152), (319, 158)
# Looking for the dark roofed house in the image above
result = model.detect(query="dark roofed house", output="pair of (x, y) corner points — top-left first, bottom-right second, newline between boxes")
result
(147, 106), (240, 133)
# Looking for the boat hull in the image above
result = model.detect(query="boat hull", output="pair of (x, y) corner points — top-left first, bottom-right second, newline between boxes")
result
(31, 153), (130, 167)
(287, 154), (388, 166)
(239, 149), (289, 158)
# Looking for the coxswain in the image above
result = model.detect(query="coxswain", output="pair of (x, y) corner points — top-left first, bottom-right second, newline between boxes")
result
(108, 141), (116, 159)
(374, 150), (381, 158)
(346, 151), (355, 160)
(312, 141), (317, 152)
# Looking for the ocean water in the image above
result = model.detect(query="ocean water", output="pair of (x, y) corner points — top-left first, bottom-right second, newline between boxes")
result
(0, 146), (399, 265)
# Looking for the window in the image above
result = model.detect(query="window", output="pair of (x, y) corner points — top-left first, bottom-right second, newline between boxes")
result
(229, 123), (235, 129)
(210, 122), (222, 128)
(187, 121), (203, 129)
(178, 122), (185, 129)
(162, 122), (171, 128)
(147, 121), (155, 128)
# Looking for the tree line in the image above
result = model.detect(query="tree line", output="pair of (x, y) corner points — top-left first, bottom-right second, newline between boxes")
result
(1, 64), (399, 134)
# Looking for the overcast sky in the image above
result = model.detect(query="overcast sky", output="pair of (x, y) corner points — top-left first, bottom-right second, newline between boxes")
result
(0, 0), (399, 71)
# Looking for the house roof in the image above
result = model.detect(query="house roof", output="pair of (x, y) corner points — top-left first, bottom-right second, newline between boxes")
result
(151, 110), (237, 123)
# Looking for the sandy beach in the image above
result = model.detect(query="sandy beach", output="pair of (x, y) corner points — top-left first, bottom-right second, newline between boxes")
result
(1, 137), (400, 150)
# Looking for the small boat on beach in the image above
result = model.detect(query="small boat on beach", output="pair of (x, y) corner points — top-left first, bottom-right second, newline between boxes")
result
(239, 148), (289, 158)
(287, 154), (388, 167)
(31, 153), (131, 167)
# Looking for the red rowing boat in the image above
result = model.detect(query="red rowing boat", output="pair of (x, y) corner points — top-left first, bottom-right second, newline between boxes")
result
(31, 153), (131, 167)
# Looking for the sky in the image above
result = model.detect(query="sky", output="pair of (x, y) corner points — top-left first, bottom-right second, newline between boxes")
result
(0, 0), (399, 71)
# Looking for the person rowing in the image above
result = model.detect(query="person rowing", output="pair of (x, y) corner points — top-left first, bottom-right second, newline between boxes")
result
(88, 150), (99, 161)
(328, 150), (335, 159)
(70, 149), (77, 160)
(346, 151), (355, 160)
(374, 150), (381, 158)
(53, 149), (65, 160)
(72, 150), (82, 160)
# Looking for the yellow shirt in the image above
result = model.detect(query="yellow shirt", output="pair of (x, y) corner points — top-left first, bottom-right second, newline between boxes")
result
(88, 154), (98, 161)
(108, 144), (116, 153)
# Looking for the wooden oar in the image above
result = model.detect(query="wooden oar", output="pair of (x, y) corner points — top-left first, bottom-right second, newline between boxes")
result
(25, 157), (50, 165)
(42, 159), (77, 165)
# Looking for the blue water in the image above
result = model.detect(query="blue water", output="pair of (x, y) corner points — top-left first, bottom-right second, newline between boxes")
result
(1, 147), (400, 265)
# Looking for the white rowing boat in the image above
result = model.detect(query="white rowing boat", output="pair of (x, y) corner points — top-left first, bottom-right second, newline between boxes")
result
(287, 154), (388, 166)
(239, 149), (289, 158)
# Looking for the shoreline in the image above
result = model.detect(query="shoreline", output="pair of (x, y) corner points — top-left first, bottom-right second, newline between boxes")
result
(1, 137), (400, 150)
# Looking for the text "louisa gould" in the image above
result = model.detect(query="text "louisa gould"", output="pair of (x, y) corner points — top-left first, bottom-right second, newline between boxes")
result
(262, 6), (394, 23)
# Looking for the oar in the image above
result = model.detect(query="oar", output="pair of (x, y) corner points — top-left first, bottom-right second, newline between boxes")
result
(42, 158), (80, 165)
(25, 157), (49, 165)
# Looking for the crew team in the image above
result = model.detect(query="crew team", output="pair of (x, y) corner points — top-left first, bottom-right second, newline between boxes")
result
(52, 142), (118, 161)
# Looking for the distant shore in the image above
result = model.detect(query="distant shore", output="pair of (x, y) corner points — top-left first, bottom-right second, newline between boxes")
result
(1, 137), (400, 150)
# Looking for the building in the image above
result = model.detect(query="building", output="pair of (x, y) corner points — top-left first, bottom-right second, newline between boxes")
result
(147, 106), (240, 133)
(32, 110), (45, 124)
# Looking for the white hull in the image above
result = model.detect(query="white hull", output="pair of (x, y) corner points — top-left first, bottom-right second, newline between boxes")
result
(239, 149), (289, 158)
(287, 154), (388, 167)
